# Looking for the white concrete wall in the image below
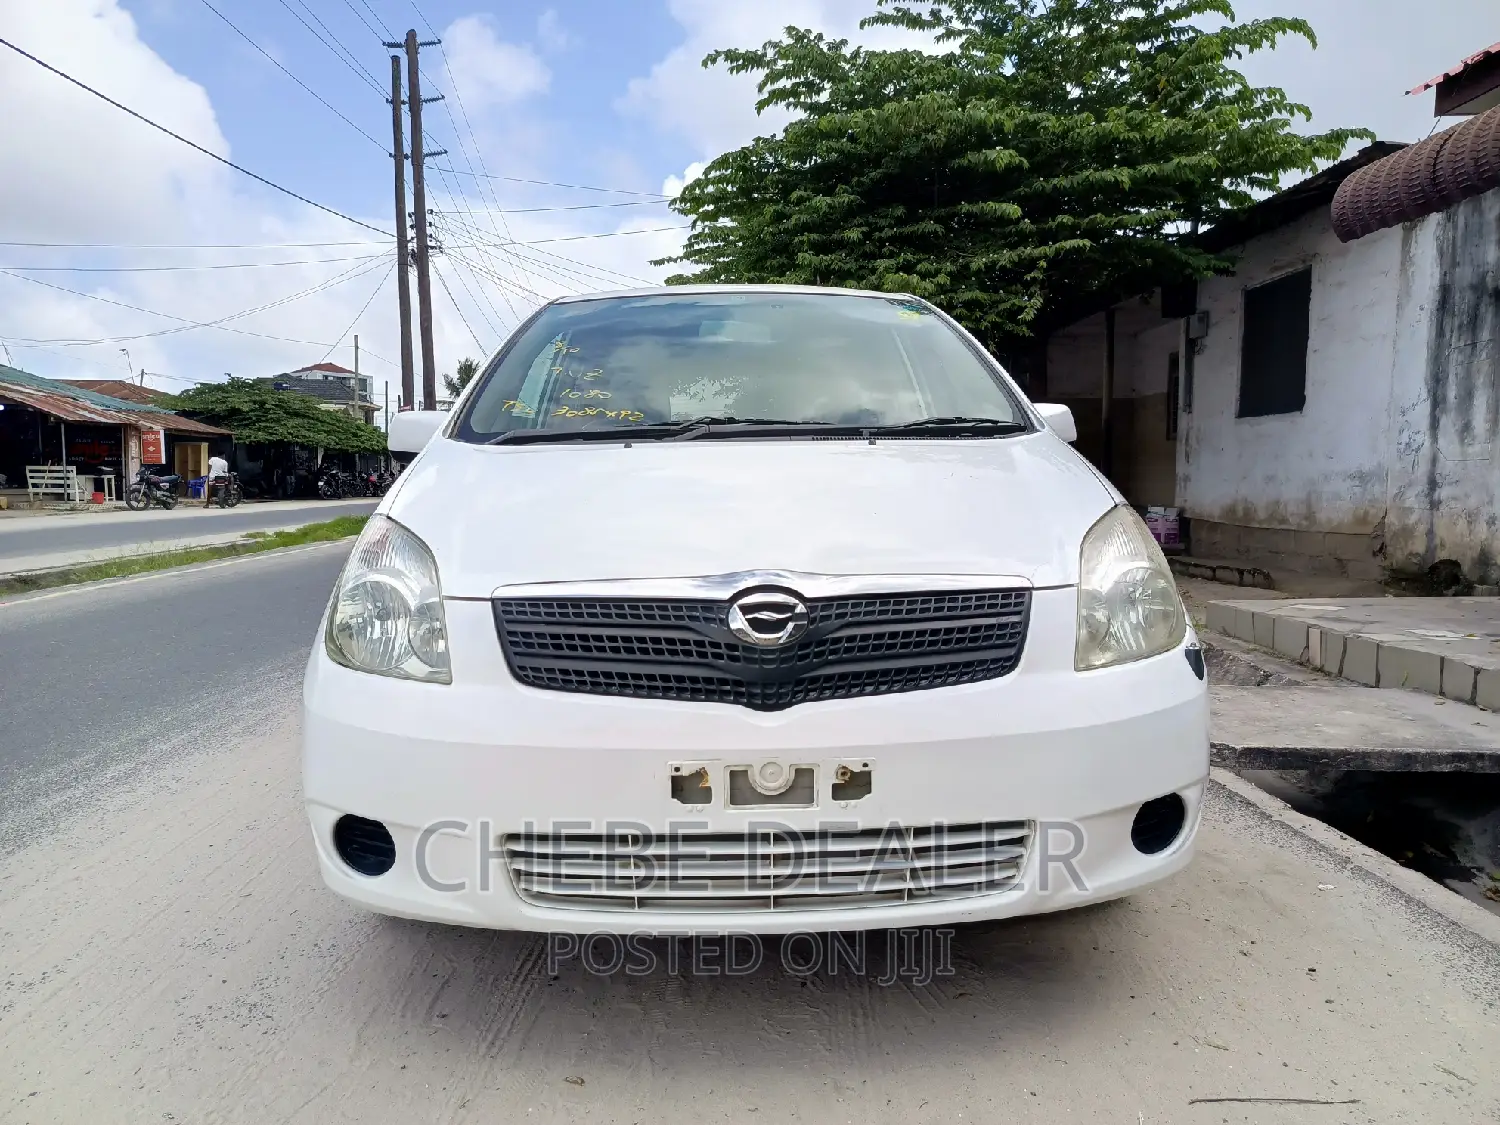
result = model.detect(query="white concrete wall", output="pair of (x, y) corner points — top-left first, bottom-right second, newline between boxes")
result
(1045, 313), (1105, 398)
(1384, 186), (1500, 580)
(1176, 208), (1405, 534)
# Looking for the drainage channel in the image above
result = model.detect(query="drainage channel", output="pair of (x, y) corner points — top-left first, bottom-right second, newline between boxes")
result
(1243, 768), (1500, 915)
(1205, 641), (1500, 916)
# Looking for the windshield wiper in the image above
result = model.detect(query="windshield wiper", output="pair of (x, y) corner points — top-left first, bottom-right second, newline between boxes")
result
(487, 420), (711, 445)
(867, 416), (1029, 437)
(486, 417), (862, 445)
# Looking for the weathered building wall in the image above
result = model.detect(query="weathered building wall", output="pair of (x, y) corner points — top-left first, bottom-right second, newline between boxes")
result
(1385, 186), (1500, 583)
(1122, 318), (1181, 507)
(1044, 299), (1179, 507)
(1175, 210), (1404, 577)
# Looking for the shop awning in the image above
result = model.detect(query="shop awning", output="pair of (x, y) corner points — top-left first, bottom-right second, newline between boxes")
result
(0, 372), (229, 437)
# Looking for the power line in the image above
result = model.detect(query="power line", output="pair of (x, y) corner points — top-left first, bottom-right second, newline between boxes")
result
(0, 36), (392, 237)
(433, 217), (621, 294)
(0, 254), (393, 346)
(426, 222), (508, 338)
(508, 242), (655, 286)
(429, 163), (522, 325)
(410, 1), (545, 302)
(196, 0), (385, 149)
(339, 0), (392, 42)
(0, 253), (390, 273)
(0, 240), (391, 249)
(437, 224), (689, 244)
(443, 247), (553, 302)
(430, 166), (672, 199)
(344, 4), (538, 310)
(270, 0), (384, 95)
(432, 258), (486, 352)
(485, 199), (671, 215)
(319, 259), (395, 361)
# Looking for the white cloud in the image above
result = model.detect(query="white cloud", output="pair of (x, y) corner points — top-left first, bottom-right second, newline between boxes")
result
(0, 0), (617, 410)
(617, 0), (932, 158)
(622, 0), (1499, 161)
(661, 161), (706, 198)
(440, 14), (550, 111)
(535, 10), (572, 53)
(1228, 0), (1500, 144)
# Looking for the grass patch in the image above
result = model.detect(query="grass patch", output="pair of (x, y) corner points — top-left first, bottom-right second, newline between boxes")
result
(0, 514), (368, 596)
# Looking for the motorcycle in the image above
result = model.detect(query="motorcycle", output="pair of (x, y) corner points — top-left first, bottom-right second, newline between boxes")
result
(125, 466), (180, 511)
(316, 466), (344, 500)
(210, 472), (244, 508)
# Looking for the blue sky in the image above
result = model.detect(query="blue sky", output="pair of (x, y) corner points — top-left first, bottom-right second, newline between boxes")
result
(0, 0), (1495, 409)
(135, 0), (689, 224)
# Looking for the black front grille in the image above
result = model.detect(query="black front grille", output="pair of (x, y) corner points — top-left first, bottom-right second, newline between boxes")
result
(494, 587), (1029, 710)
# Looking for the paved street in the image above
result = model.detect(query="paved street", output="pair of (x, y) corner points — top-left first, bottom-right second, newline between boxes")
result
(0, 498), (378, 574)
(0, 546), (1497, 1123)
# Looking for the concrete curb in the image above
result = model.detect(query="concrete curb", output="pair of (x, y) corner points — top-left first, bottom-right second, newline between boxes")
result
(1210, 767), (1500, 948)
(0, 531), (264, 577)
(1206, 600), (1500, 713)
(0, 539), (353, 607)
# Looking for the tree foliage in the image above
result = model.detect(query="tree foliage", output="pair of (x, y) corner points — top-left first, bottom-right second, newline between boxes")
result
(661, 0), (1372, 350)
(162, 378), (387, 452)
(442, 357), (480, 400)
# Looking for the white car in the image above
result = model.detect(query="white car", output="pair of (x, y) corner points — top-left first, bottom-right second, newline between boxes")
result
(303, 285), (1208, 935)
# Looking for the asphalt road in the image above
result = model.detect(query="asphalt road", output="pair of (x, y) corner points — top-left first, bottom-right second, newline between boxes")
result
(0, 546), (1498, 1123)
(0, 498), (377, 572)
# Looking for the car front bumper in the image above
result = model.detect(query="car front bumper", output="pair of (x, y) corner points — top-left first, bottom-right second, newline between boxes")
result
(302, 589), (1210, 934)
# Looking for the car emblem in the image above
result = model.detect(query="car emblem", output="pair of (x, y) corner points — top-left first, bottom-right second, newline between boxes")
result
(727, 591), (809, 647)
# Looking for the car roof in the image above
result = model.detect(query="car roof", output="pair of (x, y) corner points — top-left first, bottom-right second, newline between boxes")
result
(551, 283), (920, 305)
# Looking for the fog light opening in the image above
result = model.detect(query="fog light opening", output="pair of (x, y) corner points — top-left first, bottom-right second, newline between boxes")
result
(333, 814), (396, 877)
(1131, 794), (1187, 855)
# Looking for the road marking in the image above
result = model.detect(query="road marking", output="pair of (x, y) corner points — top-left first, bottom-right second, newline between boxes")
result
(0, 540), (350, 610)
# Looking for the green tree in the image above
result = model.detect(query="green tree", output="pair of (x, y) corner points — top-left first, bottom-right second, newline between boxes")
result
(661, 0), (1371, 351)
(442, 357), (480, 400)
(163, 378), (386, 453)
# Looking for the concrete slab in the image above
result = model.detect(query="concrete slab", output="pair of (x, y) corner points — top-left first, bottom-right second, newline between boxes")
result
(1211, 682), (1500, 771)
(1205, 596), (1500, 711)
(1203, 636), (1500, 771)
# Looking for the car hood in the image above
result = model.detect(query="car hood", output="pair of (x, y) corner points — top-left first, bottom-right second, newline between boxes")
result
(384, 433), (1118, 598)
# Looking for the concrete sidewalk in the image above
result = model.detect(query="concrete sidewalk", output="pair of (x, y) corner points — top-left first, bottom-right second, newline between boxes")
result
(1205, 633), (1500, 771)
(0, 498), (375, 576)
(1206, 596), (1500, 711)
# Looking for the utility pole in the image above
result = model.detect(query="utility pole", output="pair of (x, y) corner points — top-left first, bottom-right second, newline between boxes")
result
(403, 30), (443, 411)
(387, 54), (415, 413)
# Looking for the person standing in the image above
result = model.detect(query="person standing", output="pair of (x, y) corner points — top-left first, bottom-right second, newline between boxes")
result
(204, 453), (229, 507)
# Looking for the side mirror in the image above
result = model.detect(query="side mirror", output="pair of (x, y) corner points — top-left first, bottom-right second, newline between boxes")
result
(388, 410), (446, 455)
(1034, 403), (1077, 444)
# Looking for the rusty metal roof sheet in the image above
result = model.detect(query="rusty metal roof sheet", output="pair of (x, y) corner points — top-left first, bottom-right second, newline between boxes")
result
(1332, 104), (1500, 241)
(1409, 41), (1500, 95)
(0, 366), (229, 436)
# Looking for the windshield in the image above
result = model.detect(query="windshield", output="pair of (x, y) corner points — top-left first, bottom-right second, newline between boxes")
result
(453, 291), (1027, 442)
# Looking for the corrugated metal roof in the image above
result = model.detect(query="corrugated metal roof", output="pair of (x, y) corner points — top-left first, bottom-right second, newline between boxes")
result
(54, 379), (171, 405)
(1409, 41), (1500, 95)
(0, 365), (229, 436)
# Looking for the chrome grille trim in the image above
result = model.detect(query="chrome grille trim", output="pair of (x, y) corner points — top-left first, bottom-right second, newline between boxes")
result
(493, 581), (1030, 710)
(502, 822), (1032, 912)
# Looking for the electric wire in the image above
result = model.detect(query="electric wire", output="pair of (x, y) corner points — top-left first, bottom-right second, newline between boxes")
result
(0, 36), (391, 236)
(196, 0), (385, 149)
(319, 258), (396, 360)
(0, 254), (393, 346)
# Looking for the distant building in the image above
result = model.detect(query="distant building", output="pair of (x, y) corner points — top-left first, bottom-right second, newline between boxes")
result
(260, 362), (377, 424)
(54, 379), (173, 406)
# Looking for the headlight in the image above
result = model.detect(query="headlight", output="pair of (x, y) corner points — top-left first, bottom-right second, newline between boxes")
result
(1075, 504), (1186, 671)
(325, 515), (451, 683)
